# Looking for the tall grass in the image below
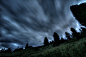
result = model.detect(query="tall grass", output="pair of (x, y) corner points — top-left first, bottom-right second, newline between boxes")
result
(0, 37), (86, 57)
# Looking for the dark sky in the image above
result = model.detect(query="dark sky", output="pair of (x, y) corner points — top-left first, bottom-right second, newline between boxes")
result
(0, 0), (86, 50)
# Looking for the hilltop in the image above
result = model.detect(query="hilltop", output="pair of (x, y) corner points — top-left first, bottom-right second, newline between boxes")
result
(0, 37), (86, 57)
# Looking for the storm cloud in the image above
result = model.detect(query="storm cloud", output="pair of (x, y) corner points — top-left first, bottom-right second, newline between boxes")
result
(0, 0), (86, 50)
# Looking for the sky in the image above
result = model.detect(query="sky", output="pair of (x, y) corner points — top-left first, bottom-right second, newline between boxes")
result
(0, 0), (86, 51)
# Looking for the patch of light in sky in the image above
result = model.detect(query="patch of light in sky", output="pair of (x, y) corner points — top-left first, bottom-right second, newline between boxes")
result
(0, 47), (8, 50)
(13, 43), (19, 47)
(62, 35), (67, 39)
(78, 0), (86, 5)
(75, 22), (81, 32)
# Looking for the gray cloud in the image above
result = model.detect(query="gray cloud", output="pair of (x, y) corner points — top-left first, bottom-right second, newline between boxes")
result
(0, 0), (86, 50)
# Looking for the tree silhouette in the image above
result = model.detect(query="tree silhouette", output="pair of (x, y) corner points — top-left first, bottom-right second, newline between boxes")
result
(84, 41), (86, 46)
(70, 3), (86, 39)
(0, 48), (12, 53)
(53, 32), (60, 46)
(43, 37), (49, 46)
(50, 40), (54, 44)
(70, 28), (78, 38)
(4, 48), (11, 53)
(60, 37), (65, 43)
(19, 47), (23, 50)
(65, 32), (71, 40)
(81, 27), (86, 34)
(25, 43), (28, 49)
(70, 28), (82, 40)
(13, 46), (23, 52)
(0, 48), (5, 53)
(70, 3), (86, 27)
(28, 46), (32, 48)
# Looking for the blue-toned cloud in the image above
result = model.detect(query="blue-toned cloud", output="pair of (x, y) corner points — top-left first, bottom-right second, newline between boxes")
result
(0, 0), (86, 50)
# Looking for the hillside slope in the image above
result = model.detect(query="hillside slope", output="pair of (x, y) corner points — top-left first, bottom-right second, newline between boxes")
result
(0, 37), (86, 57)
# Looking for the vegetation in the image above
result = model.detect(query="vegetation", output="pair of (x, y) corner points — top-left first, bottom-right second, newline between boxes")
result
(25, 43), (29, 49)
(70, 3), (86, 26)
(43, 37), (49, 46)
(0, 37), (86, 57)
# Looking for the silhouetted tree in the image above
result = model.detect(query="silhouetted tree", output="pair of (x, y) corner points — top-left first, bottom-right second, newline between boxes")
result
(70, 28), (81, 40)
(50, 40), (54, 44)
(50, 41), (52, 44)
(70, 3), (86, 27)
(13, 47), (19, 52)
(65, 32), (71, 40)
(43, 37), (49, 46)
(28, 46), (32, 48)
(70, 3), (86, 39)
(13, 46), (23, 52)
(81, 27), (86, 33)
(84, 41), (86, 46)
(19, 47), (23, 50)
(52, 41), (54, 43)
(5, 48), (11, 53)
(60, 37), (65, 43)
(25, 43), (28, 49)
(53, 32), (60, 46)
(0, 48), (5, 53)
(71, 28), (78, 37)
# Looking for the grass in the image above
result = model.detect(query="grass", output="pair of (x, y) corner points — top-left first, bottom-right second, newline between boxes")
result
(29, 37), (86, 57)
(0, 37), (86, 57)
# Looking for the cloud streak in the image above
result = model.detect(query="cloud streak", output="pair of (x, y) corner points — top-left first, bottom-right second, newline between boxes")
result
(0, 0), (86, 50)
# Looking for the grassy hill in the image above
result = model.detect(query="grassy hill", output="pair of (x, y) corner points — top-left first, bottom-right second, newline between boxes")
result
(0, 37), (86, 57)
